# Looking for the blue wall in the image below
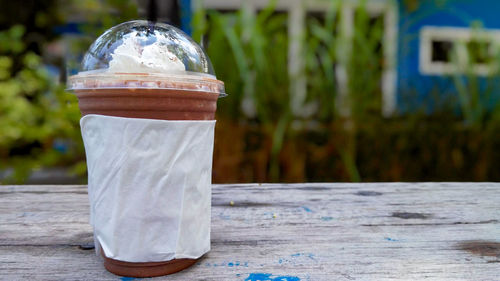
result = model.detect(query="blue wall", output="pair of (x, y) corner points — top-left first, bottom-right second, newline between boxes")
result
(180, 0), (192, 35)
(397, 0), (500, 112)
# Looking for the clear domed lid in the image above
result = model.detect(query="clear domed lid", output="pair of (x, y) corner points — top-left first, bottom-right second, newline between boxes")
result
(68, 20), (225, 95)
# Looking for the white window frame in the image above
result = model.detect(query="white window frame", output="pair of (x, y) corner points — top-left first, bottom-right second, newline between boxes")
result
(420, 26), (500, 76)
(334, 1), (398, 116)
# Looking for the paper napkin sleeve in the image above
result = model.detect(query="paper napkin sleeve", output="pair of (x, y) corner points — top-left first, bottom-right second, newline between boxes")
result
(80, 114), (214, 262)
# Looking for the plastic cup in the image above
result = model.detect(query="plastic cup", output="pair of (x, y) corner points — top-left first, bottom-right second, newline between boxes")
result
(68, 20), (225, 277)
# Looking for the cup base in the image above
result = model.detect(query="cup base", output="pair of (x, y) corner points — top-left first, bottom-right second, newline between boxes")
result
(102, 252), (199, 277)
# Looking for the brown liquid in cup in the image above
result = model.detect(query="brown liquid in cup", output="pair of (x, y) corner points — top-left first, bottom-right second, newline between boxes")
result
(76, 88), (219, 120)
(76, 87), (218, 277)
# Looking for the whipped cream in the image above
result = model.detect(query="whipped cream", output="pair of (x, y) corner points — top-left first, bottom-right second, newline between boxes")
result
(108, 33), (185, 73)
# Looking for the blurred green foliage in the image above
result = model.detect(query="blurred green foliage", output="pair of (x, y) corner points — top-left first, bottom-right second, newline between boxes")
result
(0, 25), (82, 182)
(199, 2), (293, 180)
(198, 1), (500, 182)
(1, 0), (499, 183)
(197, 1), (387, 181)
(0, 0), (137, 183)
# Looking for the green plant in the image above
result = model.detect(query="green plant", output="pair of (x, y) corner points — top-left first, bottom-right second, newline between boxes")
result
(0, 25), (83, 183)
(343, 3), (386, 181)
(194, 1), (389, 182)
(304, 1), (340, 122)
(196, 2), (292, 180)
(0, 0), (139, 183)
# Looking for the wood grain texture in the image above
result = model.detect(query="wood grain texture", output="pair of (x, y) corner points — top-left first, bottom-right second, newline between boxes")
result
(1, 183), (499, 281)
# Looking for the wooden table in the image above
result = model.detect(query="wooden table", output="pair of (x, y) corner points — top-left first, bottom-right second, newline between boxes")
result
(1, 183), (499, 280)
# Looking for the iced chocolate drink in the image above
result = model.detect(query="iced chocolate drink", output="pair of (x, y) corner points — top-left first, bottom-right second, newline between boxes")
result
(68, 20), (225, 277)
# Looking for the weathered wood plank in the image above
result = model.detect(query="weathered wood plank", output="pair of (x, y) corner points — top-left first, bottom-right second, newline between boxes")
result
(0, 183), (499, 280)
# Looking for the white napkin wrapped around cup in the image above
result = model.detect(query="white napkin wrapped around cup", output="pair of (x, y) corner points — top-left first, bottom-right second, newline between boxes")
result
(80, 114), (215, 262)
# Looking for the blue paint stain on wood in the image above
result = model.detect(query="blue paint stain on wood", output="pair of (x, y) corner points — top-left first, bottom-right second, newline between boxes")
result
(292, 253), (316, 260)
(245, 273), (300, 281)
(246, 273), (272, 281)
(301, 206), (313, 213)
(279, 253), (317, 265)
(272, 277), (300, 281)
(218, 211), (231, 220)
(207, 261), (248, 267)
(320, 216), (333, 221)
(384, 237), (399, 242)
(120, 277), (136, 281)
